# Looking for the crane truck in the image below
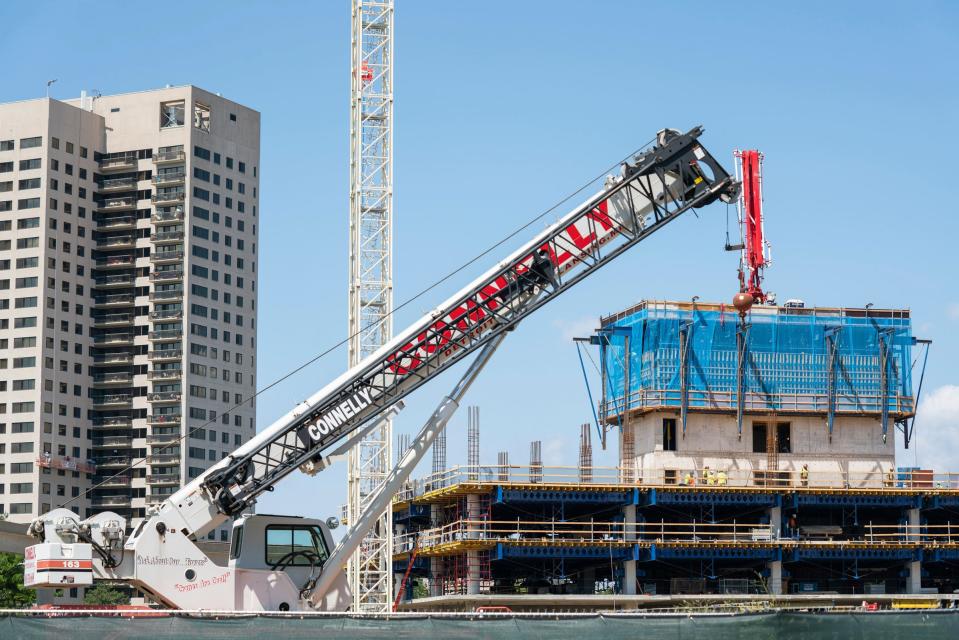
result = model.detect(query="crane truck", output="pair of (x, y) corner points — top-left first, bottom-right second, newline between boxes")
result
(23, 127), (738, 611)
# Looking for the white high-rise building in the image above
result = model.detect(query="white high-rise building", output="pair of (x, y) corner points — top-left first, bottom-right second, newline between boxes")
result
(0, 87), (260, 541)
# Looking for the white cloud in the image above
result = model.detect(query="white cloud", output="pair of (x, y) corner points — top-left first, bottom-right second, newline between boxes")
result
(908, 385), (959, 471)
(948, 303), (959, 321)
(554, 315), (600, 343)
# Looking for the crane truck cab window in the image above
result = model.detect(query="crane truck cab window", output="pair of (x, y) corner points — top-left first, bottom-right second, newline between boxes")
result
(265, 525), (329, 567)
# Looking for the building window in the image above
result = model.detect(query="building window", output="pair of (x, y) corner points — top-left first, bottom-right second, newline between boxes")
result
(752, 422), (767, 454)
(20, 137), (42, 149)
(160, 101), (185, 128)
(776, 422), (791, 454)
(194, 102), (211, 132)
(662, 418), (676, 451)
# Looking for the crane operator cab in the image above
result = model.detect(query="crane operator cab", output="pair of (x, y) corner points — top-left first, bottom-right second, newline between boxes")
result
(228, 514), (350, 611)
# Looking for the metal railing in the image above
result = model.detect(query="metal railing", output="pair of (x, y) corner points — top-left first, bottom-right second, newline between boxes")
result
(394, 465), (959, 502)
(93, 333), (133, 345)
(149, 329), (183, 340)
(90, 495), (131, 507)
(96, 196), (136, 211)
(99, 156), (137, 171)
(94, 274), (134, 286)
(147, 415), (181, 426)
(152, 149), (185, 163)
(148, 349), (182, 361)
(92, 436), (132, 448)
(394, 519), (959, 556)
(147, 473), (181, 484)
(147, 391), (181, 402)
(98, 177), (137, 191)
(150, 270), (183, 282)
(92, 418), (132, 428)
(146, 432), (181, 444)
(93, 293), (134, 305)
(92, 394), (132, 406)
(149, 309), (182, 321)
(150, 250), (184, 263)
(95, 255), (135, 268)
(147, 369), (182, 381)
(149, 289), (183, 301)
(150, 230), (184, 243)
(96, 456), (133, 467)
(92, 372), (133, 384)
(93, 313), (133, 325)
(96, 235), (135, 248)
(152, 171), (186, 186)
(97, 216), (136, 229)
(151, 191), (185, 205)
(152, 208), (185, 223)
(92, 353), (133, 364)
(147, 453), (180, 464)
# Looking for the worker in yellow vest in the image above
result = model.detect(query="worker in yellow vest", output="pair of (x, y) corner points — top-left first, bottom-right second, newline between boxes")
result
(717, 469), (728, 486)
(800, 463), (809, 487)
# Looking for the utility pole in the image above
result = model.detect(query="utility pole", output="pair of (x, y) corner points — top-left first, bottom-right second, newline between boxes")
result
(348, 0), (394, 612)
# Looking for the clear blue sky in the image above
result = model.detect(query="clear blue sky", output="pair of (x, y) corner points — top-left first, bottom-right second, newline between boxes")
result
(2, 1), (958, 521)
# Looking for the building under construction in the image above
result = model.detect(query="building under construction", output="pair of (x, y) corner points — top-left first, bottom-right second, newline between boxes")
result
(390, 299), (954, 609)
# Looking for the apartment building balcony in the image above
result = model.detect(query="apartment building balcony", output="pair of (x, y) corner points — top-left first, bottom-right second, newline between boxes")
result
(96, 457), (133, 469)
(147, 472), (180, 485)
(150, 230), (184, 244)
(149, 309), (182, 322)
(148, 349), (182, 362)
(92, 394), (133, 409)
(151, 191), (185, 206)
(148, 369), (182, 382)
(96, 196), (137, 213)
(90, 495), (132, 507)
(147, 391), (181, 403)
(93, 333), (135, 347)
(152, 208), (185, 225)
(93, 293), (135, 308)
(147, 453), (180, 465)
(99, 155), (138, 173)
(95, 475), (132, 489)
(147, 415), (181, 428)
(94, 273), (135, 288)
(152, 149), (186, 164)
(92, 417), (133, 429)
(92, 353), (134, 366)
(92, 436), (133, 448)
(146, 432), (181, 445)
(93, 312), (134, 328)
(152, 171), (186, 187)
(97, 215), (136, 231)
(149, 328), (183, 342)
(150, 269), (183, 284)
(96, 235), (135, 250)
(92, 372), (134, 386)
(149, 289), (183, 302)
(95, 254), (135, 270)
(150, 250), (184, 264)
(98, 176), (137, 193)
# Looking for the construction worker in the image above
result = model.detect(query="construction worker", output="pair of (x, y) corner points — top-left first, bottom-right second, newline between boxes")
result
(706, 466), (716, 486)
(684, 471), (695, 486)
(702, 465), (711, 486)
(885, 467), (895, 488)
(717, 469), (728, 486)
(800, 463), (809, 487)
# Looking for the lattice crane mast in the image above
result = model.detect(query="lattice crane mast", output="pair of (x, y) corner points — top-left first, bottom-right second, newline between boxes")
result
(24, 128), (738, 612)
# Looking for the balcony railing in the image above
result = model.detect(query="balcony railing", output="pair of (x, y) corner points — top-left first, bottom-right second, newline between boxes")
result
(92, 436), (133, 448)
(148, 369), (182, 381)
(96, 235), (135, 249)
(150, 250), (184, 264)
(150, 269), (183, 283)
(92, 394), (133, 408)
(96, 196), (136, 212)
(146, 432), (181, 444)
(96, 457), (133, 468)
(92, 353), (134, 365)
(92, 418), (132, 429)
(148, 349), (182, 361)
(149, 289), (183, 302)
(93, 372), (133, 385)
(94, 274), (134, 287)
(93, 313), (133, 326)
(152, 149), (185, 164)
(97, 215), (136, 230)
(93, 333), (134, 346)
(152, 208), (185, 224)
(147, 414), (181, 427)
(98, 176), (137, 192)
(90, 495), (132, 507)
(149, 328), (183, 341)
(147, 473), (181, 484)
(147, 453), (180, 464)
(152, 171), (186, 186)
(93, 293), (134, 306)
(95, 475), (132, 488)
(150, 230), (184, 243)
(95, 255), (135, 269)
(149, 309), (182, 321)
(147, 391), (181, 403)
(99, 156), (137, 172)
(151, 191), (185, 205)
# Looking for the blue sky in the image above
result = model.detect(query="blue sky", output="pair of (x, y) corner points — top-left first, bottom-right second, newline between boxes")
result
(2, 1), (958, 521)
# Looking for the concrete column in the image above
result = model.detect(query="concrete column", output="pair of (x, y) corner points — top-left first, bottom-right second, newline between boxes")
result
(767, 560), (783, 595)
(623, 504), (637, 595)
(466, 494), (483, 595)
(768, 505), (782, 539)
(907, 508), (922, 593)
(394, 522), (407, 599)
(430, 504), (444, 597)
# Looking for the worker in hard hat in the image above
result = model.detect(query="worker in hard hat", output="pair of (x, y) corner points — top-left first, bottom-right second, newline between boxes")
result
(717, 469), (728, 486)
(705, 466), (715, 486)
(800, 463), (809, 487)
(684, 471), (695, 486)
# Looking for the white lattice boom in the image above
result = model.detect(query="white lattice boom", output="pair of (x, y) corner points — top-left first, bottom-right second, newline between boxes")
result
(348, 0), (394, 612)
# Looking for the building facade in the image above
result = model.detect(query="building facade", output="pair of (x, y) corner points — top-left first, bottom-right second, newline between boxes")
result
(0, 87), (260, 541)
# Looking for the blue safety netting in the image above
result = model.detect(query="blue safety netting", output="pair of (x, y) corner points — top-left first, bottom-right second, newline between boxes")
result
(598, 302), (913, 418)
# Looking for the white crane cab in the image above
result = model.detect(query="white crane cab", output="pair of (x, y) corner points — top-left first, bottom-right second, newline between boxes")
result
(228, 514), (348, 611)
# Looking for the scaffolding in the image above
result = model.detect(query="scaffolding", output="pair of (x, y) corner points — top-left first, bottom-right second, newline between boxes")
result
(598, 301), (915, 439)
